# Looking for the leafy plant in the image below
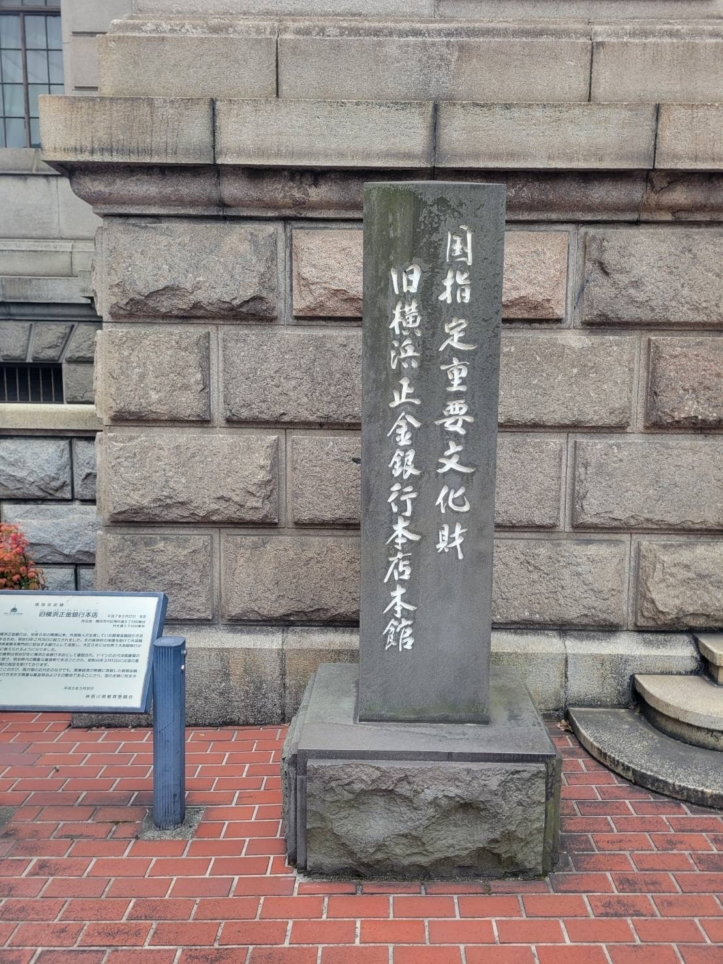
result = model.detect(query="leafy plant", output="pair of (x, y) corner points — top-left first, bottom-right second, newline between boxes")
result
(0, 523), (45, 590)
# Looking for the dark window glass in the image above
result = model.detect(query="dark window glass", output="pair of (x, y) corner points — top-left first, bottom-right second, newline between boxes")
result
(0, 15), (21, 49)
(24, 14), (45, 48)
(1, 48), (21, 81)
(0, 363), (64, 403)
(0, 9), (62, 148)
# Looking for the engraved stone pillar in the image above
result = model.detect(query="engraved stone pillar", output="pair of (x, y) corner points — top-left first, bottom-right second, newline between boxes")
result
(282, 182), (561, 880)
(360, 182), (505, 723)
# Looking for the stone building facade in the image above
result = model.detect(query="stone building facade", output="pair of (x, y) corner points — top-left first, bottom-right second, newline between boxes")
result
(5, 0), (723, 724)
(0, 0), (131, 592)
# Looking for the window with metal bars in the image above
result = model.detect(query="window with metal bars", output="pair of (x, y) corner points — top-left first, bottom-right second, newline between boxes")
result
(0, 363), (63, 402)
(0, 1), (62, 149)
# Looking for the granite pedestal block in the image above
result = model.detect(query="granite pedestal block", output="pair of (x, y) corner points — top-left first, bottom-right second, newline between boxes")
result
(283, 664), (561, 879)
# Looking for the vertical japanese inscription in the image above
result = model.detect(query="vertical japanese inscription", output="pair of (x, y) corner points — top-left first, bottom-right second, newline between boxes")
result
(436, 225), (475, 563)
(384, 263), (422, 654)
(361, 183), (505, 724)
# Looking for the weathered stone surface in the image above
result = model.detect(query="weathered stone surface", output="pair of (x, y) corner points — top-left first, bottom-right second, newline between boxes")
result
(66, 0), (132, 33)
(291, 435), (361, 526)
(216, 99), (434, 169)
(591, 23), (723, 104)
(566, 631), (701, 706)
(31, 324), (73, 362)
(181, 628), (283, 726)
(0, 322), (31, 361)
(291, 228), (568, 320)
(98, 433), (278, 524)
(93, 626), (285, 727)
(279, 22), (590, 103)
(99, 328), (211, 422)
(96, 219), (278, 320)
(582, 229), (723, 326)
(0, 439), (71, 500)
(439, 0), (723, 17)
(77, 567), (95, 591)
(361, 182), (505, 724)
(700, 641), (723, 684)
(92, 625), (286, 727)
(221, 535), (360, 622)
(492, 539), (627, 629)
(0, 276), (88, 306)
(39, 95), (213, 166)
(0, 406), (101, 433)
(289, 433), (563, 529)
(635, 674), (723, 750)
(283, 628), (359, 721)
(223, 328), (361, 425)
(656, 106), (723, 171)
(569, 705), (723, 810)
(503, 231), (568, 319)
(639, 173), (723, 222)
(495, 435), (564, 528)
(217, 169), (654, 223)
(0, 174), (60, 242)
(97, 532), (214, 621)
(500, 334), (635, 427)
(72, 439), (96, 501)
(437, 104), (656, 170)
(135, 0), (434, 12)
(64, 324), (100, 363)
(292, 230), (364, 318)
(42, 567), (77, 592)
(287, 663), (560, 877)
(305, 760), (547, 877)
(573, 439), (723, 530)
(636, 542), (723, 630)
(491, 632), (565, 713)
(70, 166), (223, 216)
(65, 34), (99, 91)
(0, 240), (73, 278)
(57, 179), (102, 240)
(646, 337), (723, 429)
(642, 173), (723, 223)
(1, 503), (97, 564)
(63, 363), (94, 404)
(99, 22), (276, 99)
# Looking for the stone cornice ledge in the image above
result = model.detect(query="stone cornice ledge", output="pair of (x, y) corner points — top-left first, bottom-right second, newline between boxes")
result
(0, 404), (102, 434)
(39, 97), (723, 173)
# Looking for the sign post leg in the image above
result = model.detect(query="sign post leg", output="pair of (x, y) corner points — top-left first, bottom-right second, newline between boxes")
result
(152, 636), (186, 830)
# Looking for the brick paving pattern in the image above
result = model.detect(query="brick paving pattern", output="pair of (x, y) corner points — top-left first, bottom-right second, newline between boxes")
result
(0, 714), (721, 964)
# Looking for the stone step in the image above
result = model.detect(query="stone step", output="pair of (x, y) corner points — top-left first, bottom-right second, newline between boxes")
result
(695, 632), (723, 684)
(568, 707), (723, 809)
(634, 674), (723, 751)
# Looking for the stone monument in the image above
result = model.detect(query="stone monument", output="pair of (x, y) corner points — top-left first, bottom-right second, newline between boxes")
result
(283, 183), (561, 878)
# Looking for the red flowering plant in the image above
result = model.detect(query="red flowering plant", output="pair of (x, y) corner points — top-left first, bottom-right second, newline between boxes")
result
(0, 523), (45, 591)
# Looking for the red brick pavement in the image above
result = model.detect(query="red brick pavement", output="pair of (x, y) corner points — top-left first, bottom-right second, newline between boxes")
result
(0, 714), (721, 963)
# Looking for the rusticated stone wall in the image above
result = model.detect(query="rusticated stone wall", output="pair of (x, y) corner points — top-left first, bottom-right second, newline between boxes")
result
(0, 433), (98, 590)
(38, 7), (722, 724)
(92, 220), (723, 644)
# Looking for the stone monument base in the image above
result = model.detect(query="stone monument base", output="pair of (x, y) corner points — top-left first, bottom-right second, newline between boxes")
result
(283, 664), (561, 879)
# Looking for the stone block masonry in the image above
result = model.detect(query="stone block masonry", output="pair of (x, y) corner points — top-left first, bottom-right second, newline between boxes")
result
(0, 431), (100, 592)
(83, 215), (723, 721)
(37, 10), (723, 722)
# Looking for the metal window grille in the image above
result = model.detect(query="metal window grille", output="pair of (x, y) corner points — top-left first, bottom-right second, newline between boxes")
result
(0, 363), (63, 403)
(0, 3), (62, 149)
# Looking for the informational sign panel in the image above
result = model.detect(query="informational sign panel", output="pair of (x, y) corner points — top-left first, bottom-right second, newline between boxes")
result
(0, 592), (167, 713)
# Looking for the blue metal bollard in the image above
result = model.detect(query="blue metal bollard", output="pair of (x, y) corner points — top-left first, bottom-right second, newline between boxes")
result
(152, 636), (186, 830)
